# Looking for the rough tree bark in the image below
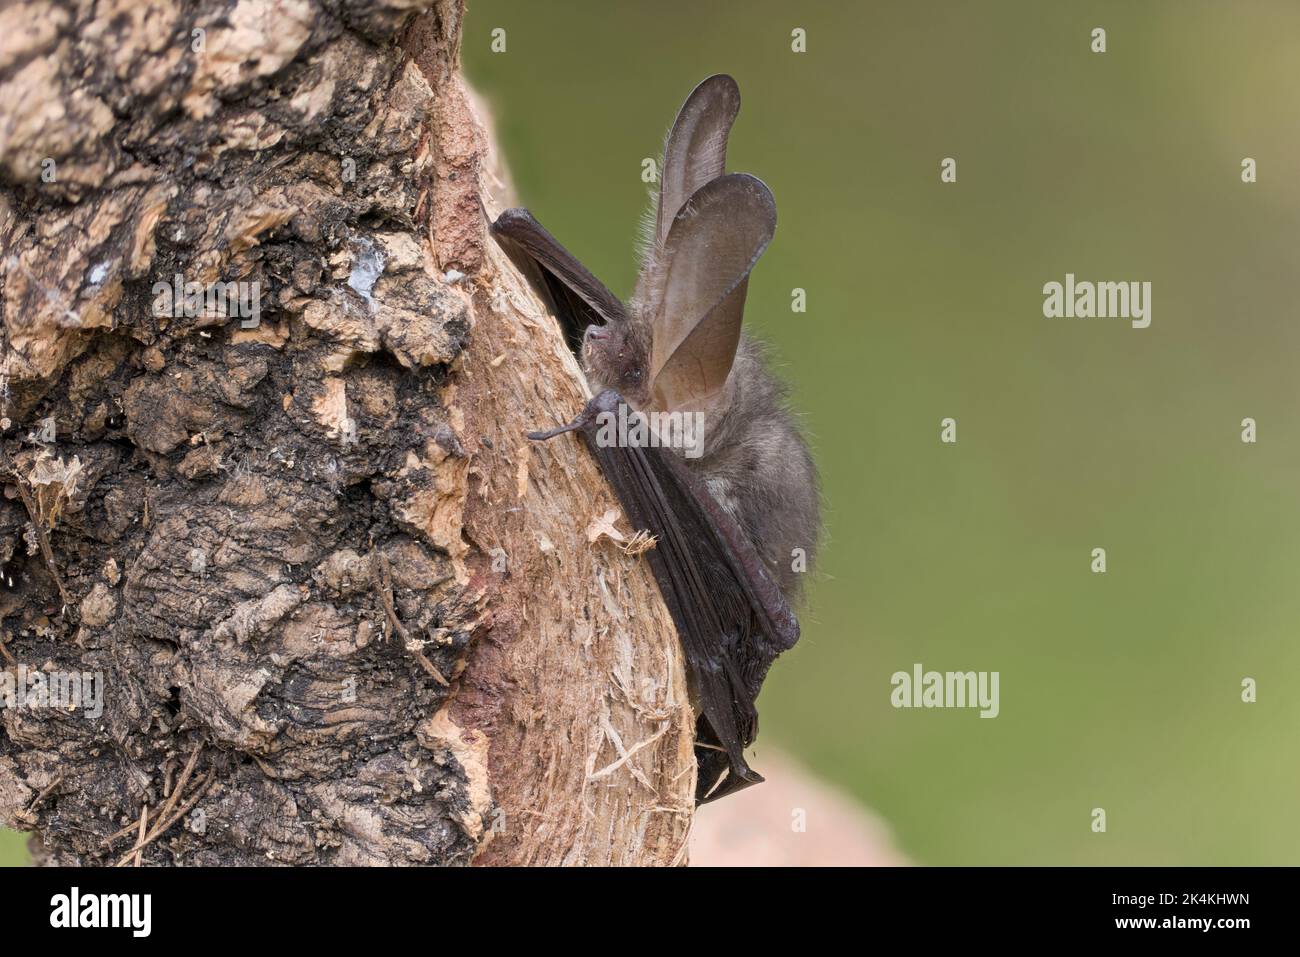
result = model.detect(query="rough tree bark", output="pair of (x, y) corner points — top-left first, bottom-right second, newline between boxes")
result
(0, 0), (695, 866)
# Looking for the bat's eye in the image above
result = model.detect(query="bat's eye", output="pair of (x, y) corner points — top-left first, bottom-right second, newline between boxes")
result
(627, 368), (642, 383)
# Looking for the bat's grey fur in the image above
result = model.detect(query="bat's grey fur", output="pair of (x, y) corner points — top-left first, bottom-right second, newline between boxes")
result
(584, 329), (818, 599)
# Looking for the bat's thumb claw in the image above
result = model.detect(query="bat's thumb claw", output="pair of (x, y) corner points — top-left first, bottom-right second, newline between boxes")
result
(525, 420), (584, 442)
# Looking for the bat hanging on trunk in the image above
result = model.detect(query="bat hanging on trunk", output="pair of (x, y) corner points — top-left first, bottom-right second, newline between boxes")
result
(491, 74), (820, 804)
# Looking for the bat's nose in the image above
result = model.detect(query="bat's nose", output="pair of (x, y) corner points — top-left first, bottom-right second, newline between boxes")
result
(585, 325), (609, 342)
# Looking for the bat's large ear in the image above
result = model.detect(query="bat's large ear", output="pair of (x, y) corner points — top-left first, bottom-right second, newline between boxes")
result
(649, 173), (776, 412)
(653, 74), (741, 250)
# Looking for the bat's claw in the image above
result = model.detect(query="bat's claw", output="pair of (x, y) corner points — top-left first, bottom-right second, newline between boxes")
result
(525, 390), (623, 442)
(525, 422), (583, 442)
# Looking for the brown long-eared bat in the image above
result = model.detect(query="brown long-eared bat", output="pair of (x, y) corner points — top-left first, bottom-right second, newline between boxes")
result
(492, 74), (820, 803)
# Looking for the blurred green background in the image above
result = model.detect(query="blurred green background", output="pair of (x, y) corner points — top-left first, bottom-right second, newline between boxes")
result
(462, 0), (1300, 865)
(5, 0), (1297, 867)
(0, 829), (24, 866)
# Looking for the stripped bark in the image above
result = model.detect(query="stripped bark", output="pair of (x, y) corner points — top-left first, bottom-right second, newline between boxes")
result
(0, 0), (693, 866)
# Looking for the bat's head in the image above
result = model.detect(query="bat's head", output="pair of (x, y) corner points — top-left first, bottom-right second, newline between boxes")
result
(553, 75), (775, 428)
(581, 318), (651, 407)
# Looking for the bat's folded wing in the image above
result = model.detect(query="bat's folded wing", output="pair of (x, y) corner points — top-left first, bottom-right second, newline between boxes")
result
(491, 208), (627, 353)
(531, 390), (799, 804)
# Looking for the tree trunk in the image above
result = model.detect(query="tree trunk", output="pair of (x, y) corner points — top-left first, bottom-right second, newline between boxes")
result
(0, 0), (694, 866)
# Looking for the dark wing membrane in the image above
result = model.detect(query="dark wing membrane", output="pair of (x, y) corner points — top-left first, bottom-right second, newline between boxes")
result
(491, 208), (627, 353)
(547, 390), (799, 803)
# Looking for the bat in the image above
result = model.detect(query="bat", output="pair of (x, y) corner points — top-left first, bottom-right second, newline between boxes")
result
(492, 74), (820, 803)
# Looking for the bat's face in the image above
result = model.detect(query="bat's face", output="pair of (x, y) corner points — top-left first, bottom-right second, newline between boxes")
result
(582, 320), (650, 406)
